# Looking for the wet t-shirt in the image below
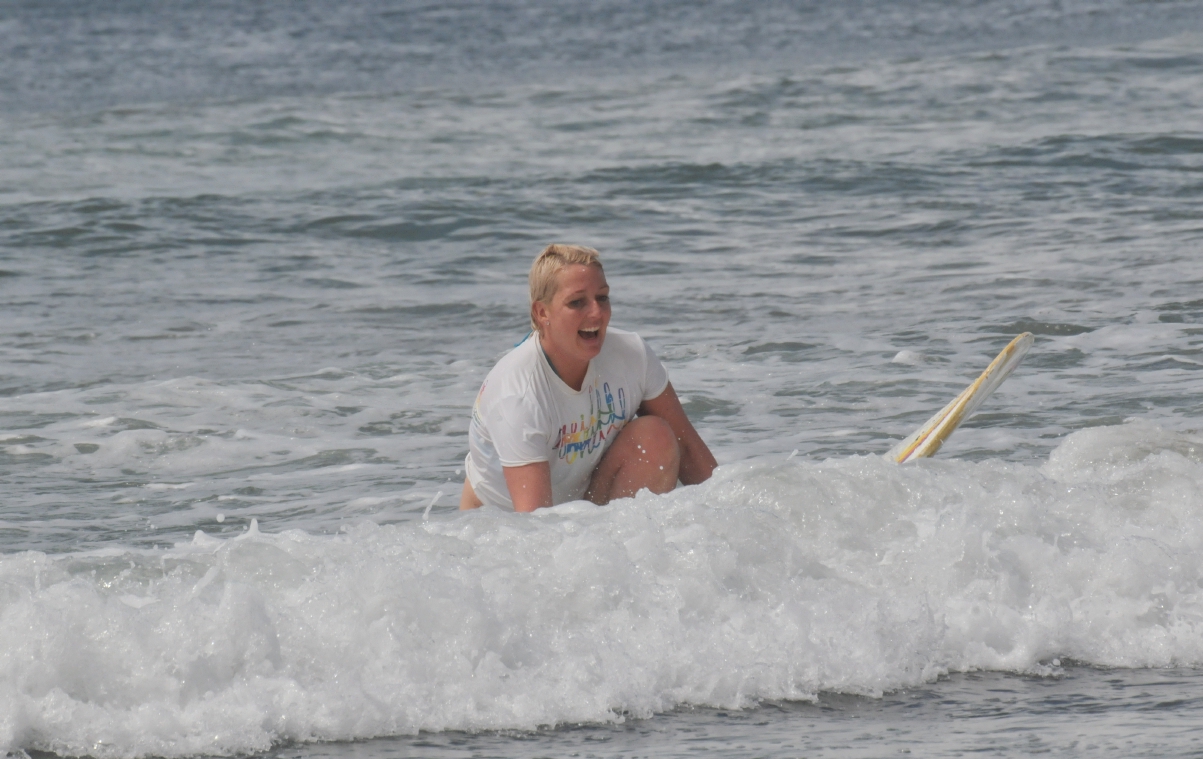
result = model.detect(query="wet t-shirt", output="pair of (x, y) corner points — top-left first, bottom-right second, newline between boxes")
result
(465, 328), (670, 509)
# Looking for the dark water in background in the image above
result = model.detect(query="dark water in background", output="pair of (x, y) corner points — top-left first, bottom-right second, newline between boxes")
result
(5, 0), (1200, 113)
(3, 1), (1203, 757)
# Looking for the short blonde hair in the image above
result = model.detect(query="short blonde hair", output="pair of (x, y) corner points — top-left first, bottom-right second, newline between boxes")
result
(529, 244), (603, 333)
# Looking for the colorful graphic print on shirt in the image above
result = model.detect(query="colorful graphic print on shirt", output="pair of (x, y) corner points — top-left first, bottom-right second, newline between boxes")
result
(554, 382), (628, 463)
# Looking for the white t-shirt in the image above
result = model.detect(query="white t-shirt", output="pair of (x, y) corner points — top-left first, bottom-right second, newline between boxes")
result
(465, 327), (670, 509)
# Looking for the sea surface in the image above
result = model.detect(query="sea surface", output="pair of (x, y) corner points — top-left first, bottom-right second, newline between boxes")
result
(3, 0), (1203, 756)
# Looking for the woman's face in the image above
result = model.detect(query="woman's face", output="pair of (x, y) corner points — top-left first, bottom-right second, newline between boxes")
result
(536, 264), (611, 368)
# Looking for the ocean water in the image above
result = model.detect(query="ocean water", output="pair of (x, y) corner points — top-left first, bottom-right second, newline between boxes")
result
(3, 0), (1203, 756)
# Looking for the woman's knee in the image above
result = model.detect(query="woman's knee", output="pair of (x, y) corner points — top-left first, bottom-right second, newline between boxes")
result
(626, 415), (680, 467)
(587, 416), (680, 504)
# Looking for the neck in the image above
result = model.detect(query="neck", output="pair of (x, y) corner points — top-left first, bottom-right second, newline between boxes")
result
(539, 334), (589, 391)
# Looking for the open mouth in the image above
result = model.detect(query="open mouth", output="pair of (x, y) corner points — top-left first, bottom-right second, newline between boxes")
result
(578, 328), (600, 341)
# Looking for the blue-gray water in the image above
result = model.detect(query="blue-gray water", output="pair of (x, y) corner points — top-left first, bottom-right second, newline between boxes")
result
(2, 1), (1203, 757)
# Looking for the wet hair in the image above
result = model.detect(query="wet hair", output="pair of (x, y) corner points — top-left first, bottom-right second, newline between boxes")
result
(529, 244), (603, 333)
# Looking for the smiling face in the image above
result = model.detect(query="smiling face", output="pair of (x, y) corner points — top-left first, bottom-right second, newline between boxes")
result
(533, 263), (611, 388)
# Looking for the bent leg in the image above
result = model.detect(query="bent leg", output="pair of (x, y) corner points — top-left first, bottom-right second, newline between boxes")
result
(585, 416), (680, 505)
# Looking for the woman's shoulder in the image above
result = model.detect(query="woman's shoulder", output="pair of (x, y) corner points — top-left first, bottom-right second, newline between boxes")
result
(601, 326), (645, 350)
(481, 333), (543, 395)
(599, 327), (667, 394)
(598, 327), (658, 367)
(600, 326), (657, 360)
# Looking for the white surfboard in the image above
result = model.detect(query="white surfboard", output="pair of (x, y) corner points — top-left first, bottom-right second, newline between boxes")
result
(889, 332), (1034, 463)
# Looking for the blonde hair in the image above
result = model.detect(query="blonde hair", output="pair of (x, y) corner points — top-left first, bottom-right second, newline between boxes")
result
(529, 244), (603, 333)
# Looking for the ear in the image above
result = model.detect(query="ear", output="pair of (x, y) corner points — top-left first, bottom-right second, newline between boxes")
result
(532, 300), (550, 328)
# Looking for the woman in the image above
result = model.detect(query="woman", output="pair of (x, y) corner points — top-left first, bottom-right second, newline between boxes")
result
(460, 244), (717, 512)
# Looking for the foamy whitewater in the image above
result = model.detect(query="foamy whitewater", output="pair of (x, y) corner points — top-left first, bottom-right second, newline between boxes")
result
(4, 422), (1203, 756)
(3, 0), (1203, 756)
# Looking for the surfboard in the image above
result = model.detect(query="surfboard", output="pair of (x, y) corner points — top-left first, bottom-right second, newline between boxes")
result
(888, 332), (1034, 463)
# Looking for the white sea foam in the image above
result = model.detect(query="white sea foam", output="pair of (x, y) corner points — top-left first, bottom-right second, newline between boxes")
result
(3, 421), (1203, 758)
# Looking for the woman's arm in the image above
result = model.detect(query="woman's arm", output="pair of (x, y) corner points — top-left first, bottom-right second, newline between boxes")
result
(459, 463), (553, 512)
(638, 382), (717, 485)
(502, 461), (554, 512)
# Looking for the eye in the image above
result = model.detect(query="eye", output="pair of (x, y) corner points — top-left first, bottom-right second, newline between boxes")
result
(597, 294), (610, 304)
(567, 298), (585, 308)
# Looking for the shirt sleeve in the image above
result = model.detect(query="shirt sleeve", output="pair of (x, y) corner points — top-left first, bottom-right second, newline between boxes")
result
(479, 387), (550, 466)
(642, 336), (670, 400)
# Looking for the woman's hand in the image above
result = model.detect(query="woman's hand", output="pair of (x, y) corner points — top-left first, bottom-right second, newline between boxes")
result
(638, 382), (717, 485)
(502, 461), (555, 512)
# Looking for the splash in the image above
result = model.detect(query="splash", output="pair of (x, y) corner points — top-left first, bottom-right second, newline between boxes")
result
(3, 421), (1203, 757)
